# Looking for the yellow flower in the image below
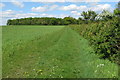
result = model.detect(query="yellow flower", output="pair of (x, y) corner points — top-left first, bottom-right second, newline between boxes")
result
(37, 69), (43, 74)
(24, 72), (28, 74)
(38, 69), (42, 72)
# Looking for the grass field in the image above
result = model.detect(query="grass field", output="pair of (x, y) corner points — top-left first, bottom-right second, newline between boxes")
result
(2, 25), (118, 78)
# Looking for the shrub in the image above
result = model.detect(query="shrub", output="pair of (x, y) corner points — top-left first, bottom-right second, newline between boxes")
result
(69, 17), (120, 64)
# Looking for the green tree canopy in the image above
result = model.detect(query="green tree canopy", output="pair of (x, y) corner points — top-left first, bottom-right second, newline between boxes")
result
(81, 10), (98, 21)
(114, 1), (120, 16)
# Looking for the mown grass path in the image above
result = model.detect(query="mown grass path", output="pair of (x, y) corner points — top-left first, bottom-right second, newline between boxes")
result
(2, 26), (118, 78)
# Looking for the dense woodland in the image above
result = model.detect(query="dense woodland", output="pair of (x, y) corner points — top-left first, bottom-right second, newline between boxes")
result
(7, 2), (120, 64)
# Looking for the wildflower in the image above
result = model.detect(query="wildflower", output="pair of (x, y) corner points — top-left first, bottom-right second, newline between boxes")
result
(24, 72), (28, 75)
(38, 69), (42, 72)
(97, 64), (104, 67)
(61, 76), (63, 78)
(6, 76), (9, 78)
(100, 64), (104, 66)
(37, 69), (43, 74)
(59, 75), (63, 78)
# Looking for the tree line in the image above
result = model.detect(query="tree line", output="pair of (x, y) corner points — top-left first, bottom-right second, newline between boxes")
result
(7, 2), (120, 25)
(7, 17), (78, 25)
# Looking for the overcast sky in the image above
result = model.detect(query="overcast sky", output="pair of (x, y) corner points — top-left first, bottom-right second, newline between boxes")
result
(0, 0), (119, 25)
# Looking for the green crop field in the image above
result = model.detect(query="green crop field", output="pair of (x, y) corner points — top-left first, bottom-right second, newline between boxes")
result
(2, 25), (118, 78)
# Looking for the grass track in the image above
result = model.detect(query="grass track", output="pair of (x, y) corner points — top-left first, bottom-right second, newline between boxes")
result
(2, 26), (118, 78)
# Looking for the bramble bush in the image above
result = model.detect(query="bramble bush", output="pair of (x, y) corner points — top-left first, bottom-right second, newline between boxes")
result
(69, 17), (120, 64)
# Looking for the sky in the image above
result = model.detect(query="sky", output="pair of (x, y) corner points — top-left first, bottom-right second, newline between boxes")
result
(0, 0), (119, 25)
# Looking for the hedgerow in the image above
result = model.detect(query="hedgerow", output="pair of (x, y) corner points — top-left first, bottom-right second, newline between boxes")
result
(69, 17), (120, 64)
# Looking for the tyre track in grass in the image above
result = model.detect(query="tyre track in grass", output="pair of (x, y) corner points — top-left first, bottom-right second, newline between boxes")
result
(34, 27), (117, 78)
(3, 26), (118, 78)
(36, 27), (94, 78)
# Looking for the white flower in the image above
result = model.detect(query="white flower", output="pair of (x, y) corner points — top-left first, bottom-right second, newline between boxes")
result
(97, 64), (104, 67)
(100, 64), (104, 66)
